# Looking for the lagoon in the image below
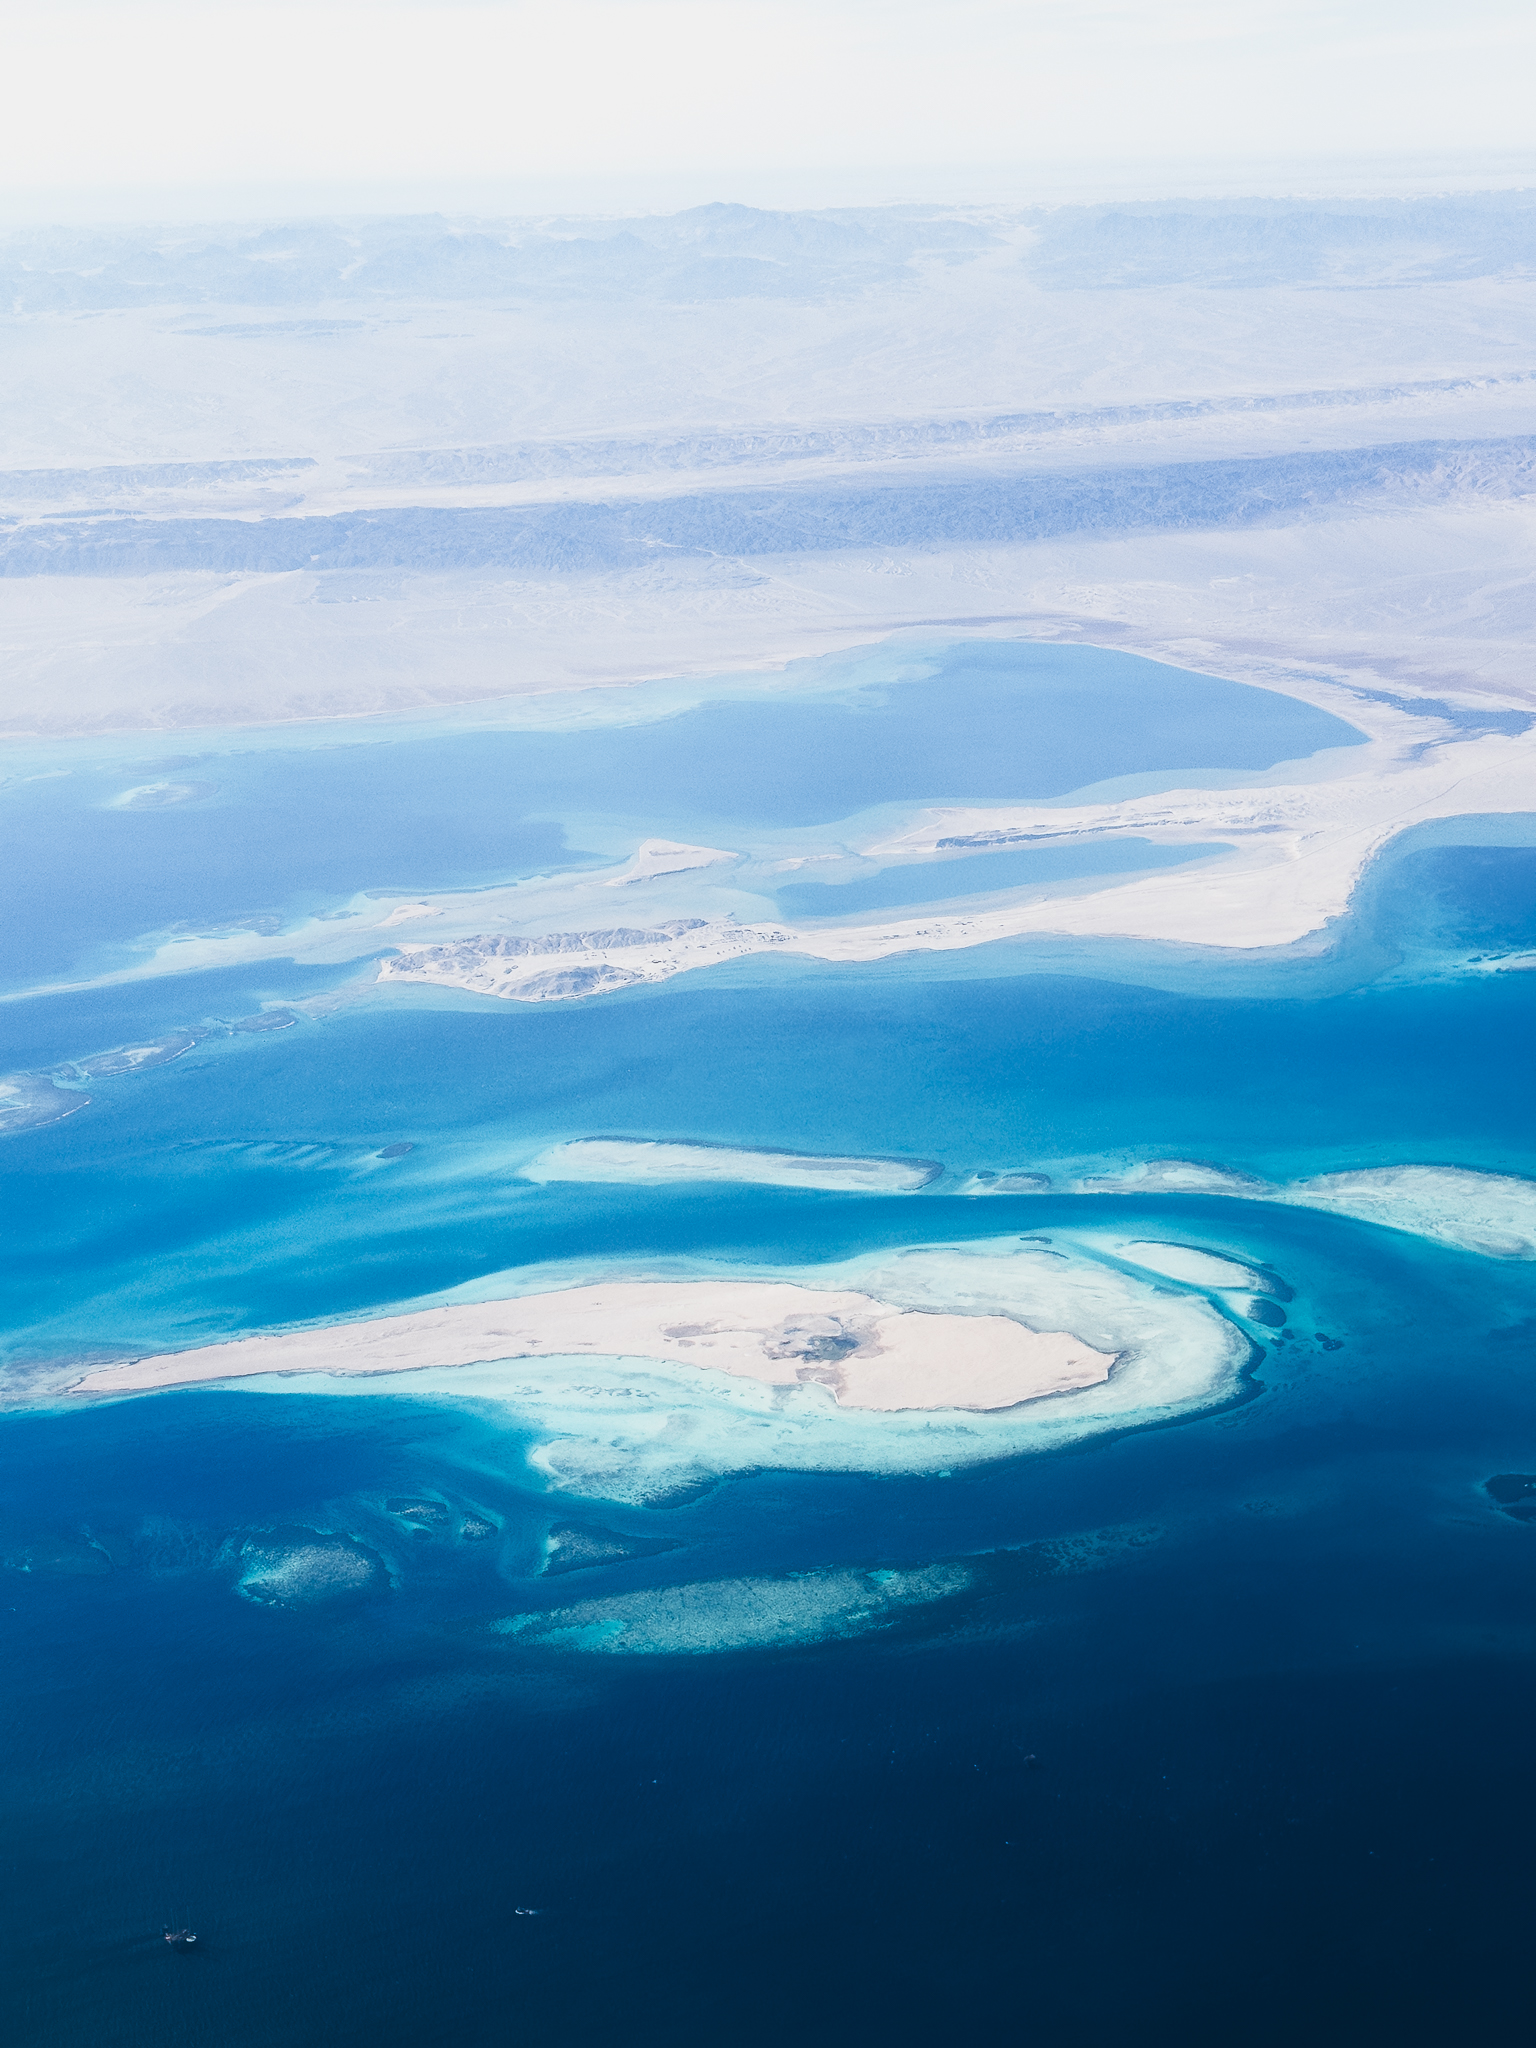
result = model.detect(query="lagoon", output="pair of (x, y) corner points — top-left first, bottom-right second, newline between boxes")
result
(0, 639), (1362, 990)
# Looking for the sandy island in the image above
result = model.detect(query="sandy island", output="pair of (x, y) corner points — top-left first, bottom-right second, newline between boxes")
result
(365, 729), (1536, 1006)
(70, 1280), (1116, 1412)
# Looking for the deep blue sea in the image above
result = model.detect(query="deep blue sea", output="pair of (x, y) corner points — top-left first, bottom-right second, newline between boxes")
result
(3, 642), (1533, 2046)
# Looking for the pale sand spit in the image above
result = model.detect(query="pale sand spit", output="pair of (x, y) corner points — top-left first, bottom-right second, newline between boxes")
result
(374, 731), (1536, 1005)
(71, 1280), (1116, 1413)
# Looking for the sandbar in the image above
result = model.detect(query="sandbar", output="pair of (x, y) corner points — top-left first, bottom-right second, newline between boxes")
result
(368, 725), (1536, 1006)
(1077, 1158), (1536, 1259)
(71, 1278), (1115, 1413)
(522, 1139), (940, 1193)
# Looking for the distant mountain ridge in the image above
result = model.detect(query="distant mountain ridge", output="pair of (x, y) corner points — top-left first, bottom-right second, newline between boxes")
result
(5, 191), (1536, 311)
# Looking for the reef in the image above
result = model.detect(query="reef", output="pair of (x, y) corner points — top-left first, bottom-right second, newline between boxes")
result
(1484, 1475), (1536, 1523)
(542, 1521), (685, 1577)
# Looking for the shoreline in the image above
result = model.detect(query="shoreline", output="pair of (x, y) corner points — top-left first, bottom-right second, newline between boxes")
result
(374, 726), (1536, 1002)
(70, 1279), (1117, 1414)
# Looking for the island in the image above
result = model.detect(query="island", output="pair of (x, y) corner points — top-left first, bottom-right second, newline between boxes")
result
(71, 1278), (1117, 1414)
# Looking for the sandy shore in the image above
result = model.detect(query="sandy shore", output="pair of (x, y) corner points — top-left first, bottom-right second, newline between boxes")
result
(70, 1279), (1116, 1412)
(522, 1139), (940, 1193)
(366, 724), (1536, 1006)
(27, 651), (1532, 1014)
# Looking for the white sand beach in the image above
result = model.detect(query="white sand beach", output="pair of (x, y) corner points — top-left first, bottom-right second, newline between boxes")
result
(62, 1237), (1247, 1500)
(522, 1139), (939, 1193)
(366, 725), (1536, 1004)
(72, 1278), (1116, 1412)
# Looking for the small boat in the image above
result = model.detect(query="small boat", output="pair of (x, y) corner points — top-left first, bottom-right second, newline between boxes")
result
(164, 1926), (199, 1949)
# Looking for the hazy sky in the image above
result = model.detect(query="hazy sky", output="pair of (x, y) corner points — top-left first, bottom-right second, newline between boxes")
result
(4, 1), (1534, 216)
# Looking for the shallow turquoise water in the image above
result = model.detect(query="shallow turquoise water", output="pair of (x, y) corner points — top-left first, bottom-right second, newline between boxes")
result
(3, 643), (1532, 2047)
(0, 638), (1360, 988)
(3, 960), (1534, 1363)
(771, 835), (1227, 918)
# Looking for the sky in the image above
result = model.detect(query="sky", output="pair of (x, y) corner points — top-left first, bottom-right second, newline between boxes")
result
(2, 0), (1535, 219)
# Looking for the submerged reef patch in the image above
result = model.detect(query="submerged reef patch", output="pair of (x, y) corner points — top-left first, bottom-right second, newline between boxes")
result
(1100, 1240), (1284, 1295)
(1484, 1475), (1536, 1523)
(495, 1562), (972, 1656)
(386, 1497), (452, 1530)
(1072, 1159), (1536, 1259)
(0, 1072), (91, 1134)
(1080, 1159), (1267, 1196)
(3, 1528), (113, 1577)
(1277, 1167), (1536, 1259)
(541, 1521), (685, 1576)
(235, 1529), (386, 1608)
(498, 1520), (1166, 1657)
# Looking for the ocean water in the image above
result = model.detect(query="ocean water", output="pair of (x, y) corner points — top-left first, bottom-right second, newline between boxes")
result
(4, 959), (1536, 1361)
(4, 643), (1534, 2046)
(0, 637), (1359, 989)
